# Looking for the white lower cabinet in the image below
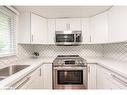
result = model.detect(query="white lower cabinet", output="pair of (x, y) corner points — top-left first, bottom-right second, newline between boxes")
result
(42, 64), (52, 89)
(97, 65), (127, 89)
(11, 66), (43, 89)
(11, 63), (53, 89)
(21, 68), (43, 89)
(87, 64), (97, 89)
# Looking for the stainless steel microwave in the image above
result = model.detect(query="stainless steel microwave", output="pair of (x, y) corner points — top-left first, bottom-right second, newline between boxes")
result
(55, 31), (82, 46)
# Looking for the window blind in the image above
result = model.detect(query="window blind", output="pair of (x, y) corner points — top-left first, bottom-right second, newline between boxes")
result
(0, 6), (16, 57)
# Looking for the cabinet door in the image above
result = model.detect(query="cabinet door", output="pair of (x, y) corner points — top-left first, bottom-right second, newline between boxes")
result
(18, 13), (31, 44)
(96, 65), (127, 89)
(81, 18), (90, 43)
(42, 64), (52, 89)
(47, 19), (55, 44)
(108, 7), (127, 42)
(87, 64), (97, 89)
(90, 11), (108, 43)
(31, 13), (47, 44)
(55, 18), (81, 31)
(27, 68), (44, 89)
(15, 67), (42, 89)
(69, 18), (81, 30)
(55, 19), (68, 31)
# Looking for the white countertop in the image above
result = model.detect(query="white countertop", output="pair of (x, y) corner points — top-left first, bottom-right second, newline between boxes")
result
(0, 57), (55, 89)
(85, 57), (127, 78)
(0, 56), (127, 89)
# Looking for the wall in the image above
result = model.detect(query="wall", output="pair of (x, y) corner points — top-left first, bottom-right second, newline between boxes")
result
(103, 42), (127, 62)
(34, 44), (103, 58)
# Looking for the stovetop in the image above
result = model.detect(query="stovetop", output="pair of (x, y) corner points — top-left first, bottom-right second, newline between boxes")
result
(53, 55), (87, 67)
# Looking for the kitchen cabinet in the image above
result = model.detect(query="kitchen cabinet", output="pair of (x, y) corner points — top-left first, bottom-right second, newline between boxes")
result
(90, 11), (108, 43)
(87, 64), (97, 89)
(18, 12), (47, 44)
(42, 64), (52, 89)
(10, 64), (53, 89)
(21, 68), (42, 89)
(108, 6), (127, 42)
(55, 18), (81, 31)
(12, 66), (43, 89)
(18, 13), (31, 44)
(47, 19), (55, 44)
(97, 65), (127, 89)
(31, 13), (47, 44)
(81, 18), (90, 43)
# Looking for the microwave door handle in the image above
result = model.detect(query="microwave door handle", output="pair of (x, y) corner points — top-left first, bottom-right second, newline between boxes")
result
(74, 34), (76, 42)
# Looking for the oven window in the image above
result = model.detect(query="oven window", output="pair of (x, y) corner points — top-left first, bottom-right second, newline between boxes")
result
(57, 70), (83, 85)
(56, 34), (74, 42)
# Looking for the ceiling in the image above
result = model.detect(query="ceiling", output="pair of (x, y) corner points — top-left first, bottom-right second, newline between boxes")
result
(15, 6), (112, 18)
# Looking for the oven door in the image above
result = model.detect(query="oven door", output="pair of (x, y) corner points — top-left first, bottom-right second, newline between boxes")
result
(53, 67), (87, 89)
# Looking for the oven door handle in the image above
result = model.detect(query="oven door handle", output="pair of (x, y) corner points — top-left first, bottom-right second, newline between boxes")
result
(53, 67), (87, 70)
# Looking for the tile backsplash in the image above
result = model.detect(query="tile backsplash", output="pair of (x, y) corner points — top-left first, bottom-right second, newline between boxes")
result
(1, 42), (127, 65)
(33, 43), (127, 62)
(34, 44), (103, 57)
(103, 42), (127, 62)
(17, 44), (34, 59)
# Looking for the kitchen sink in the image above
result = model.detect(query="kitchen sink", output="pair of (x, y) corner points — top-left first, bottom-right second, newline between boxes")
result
(0, 65), (30, 80)
(0, 78), (5, 81)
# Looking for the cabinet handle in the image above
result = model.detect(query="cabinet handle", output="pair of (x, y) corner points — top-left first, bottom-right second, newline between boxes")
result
(111, 74), (127, 87)
(66, 23), (70, 30)
(90, 36), (91, 42)
(14, 76), (31, 89)
(54, 36), (56, 43)
(31, 35), (33, 42)
(88, 66), (90, 73)
(40, 68), (42, 76)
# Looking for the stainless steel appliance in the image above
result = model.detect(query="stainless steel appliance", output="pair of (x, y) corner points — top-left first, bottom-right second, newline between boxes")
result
(0, 65), (30, 81)
(53, 55), (87, 89)
(55, 31), (82, 46)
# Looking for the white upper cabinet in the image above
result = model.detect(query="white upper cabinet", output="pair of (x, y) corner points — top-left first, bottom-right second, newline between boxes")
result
(55, 18), (81, 31)
(31, 13), (47, 44)
(18, 13), (31, 44)
(90, 11), (108, 43)
(69, 18), (81, 30)
(81, 18), (90, 43)
(18, 13), (47, 44)
(108, 7), (127, 42)
(47, 19), (55, 44)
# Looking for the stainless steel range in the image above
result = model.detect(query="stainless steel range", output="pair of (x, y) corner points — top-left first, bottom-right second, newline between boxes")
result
(53, 55), (87, 89)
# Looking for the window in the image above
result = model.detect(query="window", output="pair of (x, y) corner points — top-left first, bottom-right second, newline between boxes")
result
(0, 6), (16, 57)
